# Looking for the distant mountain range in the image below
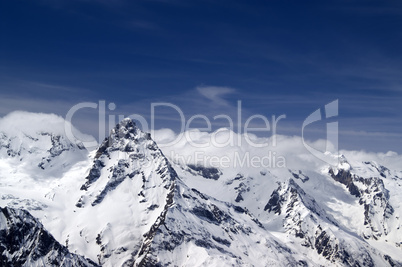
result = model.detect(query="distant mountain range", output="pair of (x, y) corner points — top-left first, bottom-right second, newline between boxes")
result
(1, 111), (401, 266)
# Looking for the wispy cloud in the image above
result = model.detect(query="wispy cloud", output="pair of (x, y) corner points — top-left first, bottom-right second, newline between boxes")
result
(196, 86), (236, 106)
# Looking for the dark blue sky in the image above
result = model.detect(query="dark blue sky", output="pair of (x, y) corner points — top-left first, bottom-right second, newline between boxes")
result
(1, 0), (401, 152)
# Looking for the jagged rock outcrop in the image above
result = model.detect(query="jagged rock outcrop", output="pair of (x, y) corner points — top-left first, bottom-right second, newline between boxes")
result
(0, 206), (98, 267)
(265, 179), (400, 266)
(132, 179), (306, 267)
(289, 169), (310, 183)
(71, 118), (178, 266)
(187, 164), (222, 180)
(329, 168), (361, 197)
(329, 156), (395, 240)
(78, 118), (175, 207)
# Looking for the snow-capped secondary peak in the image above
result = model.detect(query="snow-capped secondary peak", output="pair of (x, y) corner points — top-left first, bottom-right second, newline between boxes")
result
(0, 111), (94, 179)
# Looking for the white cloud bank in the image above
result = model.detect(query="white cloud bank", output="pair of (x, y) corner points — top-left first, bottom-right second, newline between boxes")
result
(0, 111), (95, 143)
(152, 127), (402, 174)
(1, 111), (400, 178)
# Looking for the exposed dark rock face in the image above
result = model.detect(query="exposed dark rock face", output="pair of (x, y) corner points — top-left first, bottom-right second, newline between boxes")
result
(80, 159), (105, 191)
(134, 182), (176, 267)
(78, 118), (173, 208)
(329, 168), (361, 197)
(234, 182), (250, 203)
(223, 173), (252, 203)
(130, 179), (280, 266)
(187, 164), (222, 180)
(264, 182), (283, 214)
(191, 203), (230, 226)
(263, 179), (394, 266)
(329, 164), (394, 240)
(225, 173), (245, 185)
(364, 161), (391, 178)
(212, 235), (231, 247)
(384, 254), (399, 267)
(313, 226), (375, 266)
(0, 132), (19, 157)
(91, 159), (133, 206)
(289, 169), (310, 183)
(0, 207), (98, 267)
(358, 176), (394, 239)
(265, 179), (336, 223)
(80, 119), (145, 192)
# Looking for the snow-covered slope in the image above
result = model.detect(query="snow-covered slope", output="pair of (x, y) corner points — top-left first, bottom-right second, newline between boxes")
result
(1, 112), (402, 266)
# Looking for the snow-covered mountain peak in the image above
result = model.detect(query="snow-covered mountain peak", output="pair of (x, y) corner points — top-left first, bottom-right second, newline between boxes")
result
(337, 154), (352, 171)
(93, 118), (154, 160)
(69, 119), (178, 265)
(111, 117), (137, 135)
(108, 118), (148, 146)
(79, 118), (170, 193)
